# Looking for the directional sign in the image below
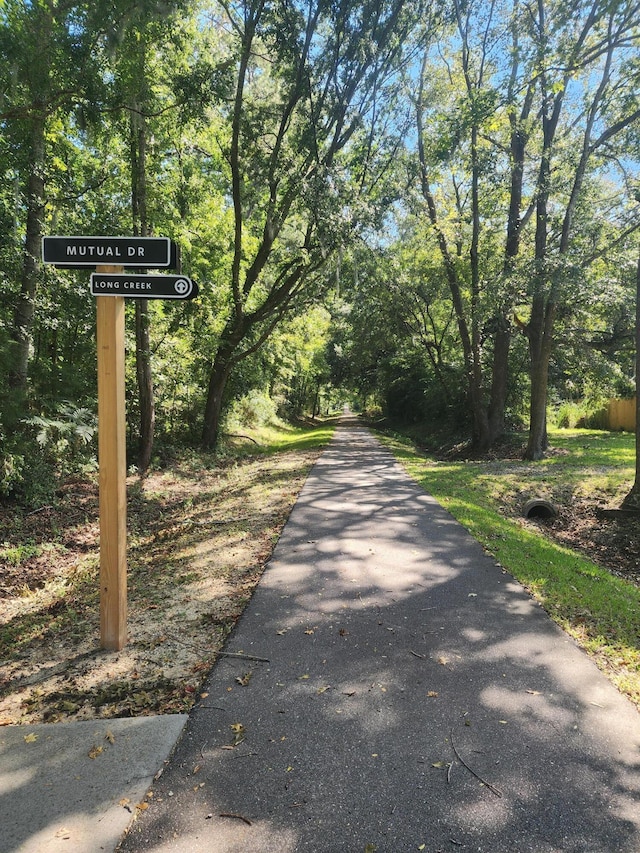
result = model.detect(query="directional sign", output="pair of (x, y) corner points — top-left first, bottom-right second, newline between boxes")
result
(90, 273), (198, 300)
(42, 236), (173, 268)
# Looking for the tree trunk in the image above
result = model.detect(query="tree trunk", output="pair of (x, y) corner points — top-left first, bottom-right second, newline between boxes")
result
(487, 318), (511, 443)
(131, 106), (155, 472)
(622, 253), (640, 509)
(135, 300), (155, 471)
(9, 115), (46, 392)
(524, 290), (556, 460)
(202, 352), (233, 450)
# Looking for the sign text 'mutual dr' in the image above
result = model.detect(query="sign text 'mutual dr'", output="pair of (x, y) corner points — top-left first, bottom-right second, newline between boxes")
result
(42, 236), (172, 267)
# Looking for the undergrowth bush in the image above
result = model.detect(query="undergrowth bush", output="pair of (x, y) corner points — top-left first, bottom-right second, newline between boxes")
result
(224, 389), (279, 432)
(1, 402), (97, 508)
(551, 400), (609, 430)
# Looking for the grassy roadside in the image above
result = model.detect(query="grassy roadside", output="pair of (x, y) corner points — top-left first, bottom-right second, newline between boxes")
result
(0, 419), (335, 725)
(378, 428), (640, 708)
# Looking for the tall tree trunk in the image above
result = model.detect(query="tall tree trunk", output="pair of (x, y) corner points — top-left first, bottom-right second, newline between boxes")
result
(9, 114), (46, 392)
(622, 253), (640, 509)
(525, 288), (556, 459)
(135, 300), (154, 470)
(202, 348), (234, 450)
(487, 318), (511, 442)
(131, 107), (155, 472)
(523, 30), (558, 461)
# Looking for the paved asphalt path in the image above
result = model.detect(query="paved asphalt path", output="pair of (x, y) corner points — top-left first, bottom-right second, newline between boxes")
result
(118, 422), (640, 853)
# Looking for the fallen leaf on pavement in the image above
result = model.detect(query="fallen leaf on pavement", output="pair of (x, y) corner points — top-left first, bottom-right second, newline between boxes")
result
(230, 722), (245, 745)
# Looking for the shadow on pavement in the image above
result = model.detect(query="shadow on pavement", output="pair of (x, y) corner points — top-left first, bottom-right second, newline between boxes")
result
(118, 423), (640, 853)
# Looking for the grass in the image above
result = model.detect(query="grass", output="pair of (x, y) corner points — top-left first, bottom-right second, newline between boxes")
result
(225, 418), (338, 455)
(378, 428), (640, 707)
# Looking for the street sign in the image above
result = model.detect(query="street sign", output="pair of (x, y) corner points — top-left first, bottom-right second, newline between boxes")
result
(90, 272), (198, 300)
(40, 234), (196, 650)
(42, 236), (173, 268)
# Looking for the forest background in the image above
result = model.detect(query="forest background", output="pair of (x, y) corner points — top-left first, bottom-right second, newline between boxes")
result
(1, 0), (640, 503)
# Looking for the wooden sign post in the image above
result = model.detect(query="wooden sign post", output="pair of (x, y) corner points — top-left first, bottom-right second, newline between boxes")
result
(96, 266), (127, 650)
(42, 236), (196, 651)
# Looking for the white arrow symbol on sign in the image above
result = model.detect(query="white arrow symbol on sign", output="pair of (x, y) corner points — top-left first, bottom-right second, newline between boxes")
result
(174, 278), (190, 295)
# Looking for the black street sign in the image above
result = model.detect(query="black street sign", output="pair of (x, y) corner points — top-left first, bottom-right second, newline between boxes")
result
(90, 273), (198, 300)
(42, 236), (173, 268)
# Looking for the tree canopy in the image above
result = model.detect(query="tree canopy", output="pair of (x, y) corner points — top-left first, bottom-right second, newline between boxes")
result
(1, 0), (639, 501)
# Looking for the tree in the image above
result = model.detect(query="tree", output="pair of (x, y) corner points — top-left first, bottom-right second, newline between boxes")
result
(413, 0), (640, 457)
(622, 252), (640, 510)
(199, 0), (422, 448)
(110, 4), (197, 470)
(521, 0), (640, 458)
(415, 0), (528, 450)
(0, 1), (99, 394)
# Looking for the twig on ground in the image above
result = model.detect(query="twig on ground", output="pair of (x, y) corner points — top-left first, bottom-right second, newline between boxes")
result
(223, 432), (259, 445)
(220, 812), (252, 825)
(163, 633), (269, 664)
(205, 517), (251, 525)
(25, 505), (53, 516)
(217, 651), (270, 663)
(450, 728), (502, 797)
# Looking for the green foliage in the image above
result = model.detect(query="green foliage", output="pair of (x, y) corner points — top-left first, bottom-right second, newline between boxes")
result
(224, 389), (279, 432)
(1, 403), (97, 508)
(551, 401), (609, 431)
(0, 0), (639, 464)
(24, 403), (97, 458)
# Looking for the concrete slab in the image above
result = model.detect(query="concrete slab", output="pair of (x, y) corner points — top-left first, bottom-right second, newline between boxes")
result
(0, 714), (187, 853)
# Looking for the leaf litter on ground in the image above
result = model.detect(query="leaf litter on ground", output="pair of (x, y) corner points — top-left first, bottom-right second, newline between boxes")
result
(0, 440), (327, 724)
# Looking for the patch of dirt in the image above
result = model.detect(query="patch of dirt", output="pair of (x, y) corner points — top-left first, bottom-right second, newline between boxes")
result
(0, 447), (322, 725)
(530, 499), (640, 588)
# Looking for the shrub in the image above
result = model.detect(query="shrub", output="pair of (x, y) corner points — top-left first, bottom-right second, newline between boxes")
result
(0, 402), (97, 508)
(552, 400), (609, 431)
(224, 389), (279, 431)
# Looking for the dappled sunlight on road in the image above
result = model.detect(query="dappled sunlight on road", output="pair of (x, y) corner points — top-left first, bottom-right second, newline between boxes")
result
(118, 421), (640, 853)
